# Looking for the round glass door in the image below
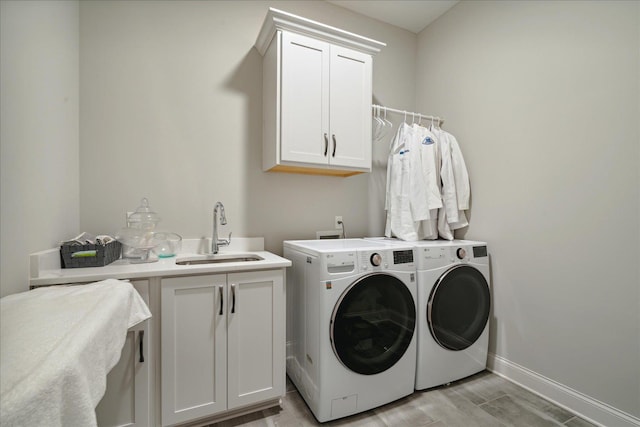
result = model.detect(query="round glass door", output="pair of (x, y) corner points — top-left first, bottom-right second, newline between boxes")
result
(427, 265), (490, 351)
(330, 273), (416, 375)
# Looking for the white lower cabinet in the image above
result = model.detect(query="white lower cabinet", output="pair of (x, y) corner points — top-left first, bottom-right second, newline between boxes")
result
(96, 280), (151, 427)
(160, 270), (285, 426)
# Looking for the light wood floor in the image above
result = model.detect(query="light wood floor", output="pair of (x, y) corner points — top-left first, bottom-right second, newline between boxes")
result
(211, 371), (597, 427)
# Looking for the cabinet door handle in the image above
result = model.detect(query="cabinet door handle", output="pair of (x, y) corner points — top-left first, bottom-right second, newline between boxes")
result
(324, 133), (329, 156)
(332, 134), (337, 157)
(139, 330), (145, 363)
(218, 285), (224, 315)
(231, 284), (236, 314)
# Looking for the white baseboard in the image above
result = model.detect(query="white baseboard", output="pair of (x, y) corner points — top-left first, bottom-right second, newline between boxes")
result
(487, 353), (640, 427)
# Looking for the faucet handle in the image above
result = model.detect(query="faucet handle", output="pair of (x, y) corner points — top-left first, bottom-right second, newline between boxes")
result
(220, 232), (232, 247)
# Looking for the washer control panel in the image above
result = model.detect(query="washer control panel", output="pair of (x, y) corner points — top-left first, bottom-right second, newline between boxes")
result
(360, 251), (386, 270)
(359, 249), (415, 272)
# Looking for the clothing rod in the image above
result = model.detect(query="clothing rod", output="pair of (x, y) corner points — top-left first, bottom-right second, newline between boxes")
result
(371, 104), (444, 125)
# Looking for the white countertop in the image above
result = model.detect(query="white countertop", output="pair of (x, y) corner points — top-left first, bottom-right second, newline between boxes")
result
(30, 238), (291, 286)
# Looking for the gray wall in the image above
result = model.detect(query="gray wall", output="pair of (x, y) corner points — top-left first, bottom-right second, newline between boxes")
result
(416, 0), (639, 418)
(0, 0), (80, 297)
(78, 0), (417, 254)
(2, 0), (638, 421)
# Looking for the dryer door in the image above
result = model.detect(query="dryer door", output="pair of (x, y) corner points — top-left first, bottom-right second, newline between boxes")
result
(427, 265), (490, 351)
(330, 273), (416, 375)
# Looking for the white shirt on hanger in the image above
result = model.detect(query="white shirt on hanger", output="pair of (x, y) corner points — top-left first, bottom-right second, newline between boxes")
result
(412, 124), (441, 240)
(385, 123), (419, 241)
(448, 132), (471, 210)
(411, 124), (443, 212)
(433, 127), (470, 238)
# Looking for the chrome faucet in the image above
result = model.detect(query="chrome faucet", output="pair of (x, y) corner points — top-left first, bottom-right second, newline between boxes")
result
(212, 201), (231, 254)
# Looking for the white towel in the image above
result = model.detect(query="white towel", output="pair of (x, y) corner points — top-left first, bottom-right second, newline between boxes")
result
(0, 279), (151, 427)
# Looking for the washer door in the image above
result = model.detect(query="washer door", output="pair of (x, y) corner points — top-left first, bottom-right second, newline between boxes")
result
(427, 265), (490, 351)
(330, 273), (416, 375)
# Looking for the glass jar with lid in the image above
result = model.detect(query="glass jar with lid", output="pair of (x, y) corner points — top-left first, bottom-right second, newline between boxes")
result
(119, 197), (162, 262)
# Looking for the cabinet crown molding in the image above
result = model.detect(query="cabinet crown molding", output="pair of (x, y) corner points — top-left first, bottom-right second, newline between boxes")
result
(254, 8), (386, 56)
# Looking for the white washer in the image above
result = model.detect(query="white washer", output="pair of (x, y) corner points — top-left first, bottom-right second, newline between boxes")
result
(283, 239), (417, 422)
(366, 238), (491, 390)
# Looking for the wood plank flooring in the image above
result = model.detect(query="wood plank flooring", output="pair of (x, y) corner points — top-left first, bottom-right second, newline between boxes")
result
(211, 371), (597, 427)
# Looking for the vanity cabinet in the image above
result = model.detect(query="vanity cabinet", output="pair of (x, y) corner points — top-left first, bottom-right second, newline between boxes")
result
(96, 280), (151, 427)
(160, 270), (285, 426)
(29, 240), (290, 427)
(256, 8), (385, 177)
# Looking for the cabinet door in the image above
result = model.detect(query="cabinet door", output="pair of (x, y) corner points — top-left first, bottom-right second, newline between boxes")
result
(161, 275), (227, 426)
(96, 280), (150, 427)
(280, 31), (330, 165)
(329, 45), (372, 169)
(227, 270), (285, 410)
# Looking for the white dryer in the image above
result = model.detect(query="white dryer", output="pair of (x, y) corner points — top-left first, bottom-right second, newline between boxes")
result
(366, 238), (491, 390)
(283, 239), (417, 422)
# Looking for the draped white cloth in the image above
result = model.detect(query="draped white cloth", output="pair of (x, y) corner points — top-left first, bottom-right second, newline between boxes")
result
(0, 279), (151, 427)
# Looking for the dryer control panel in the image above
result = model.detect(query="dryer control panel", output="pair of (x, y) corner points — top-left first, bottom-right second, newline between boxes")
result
(415, 244), (489, 269)
(473, 245), (488, 258)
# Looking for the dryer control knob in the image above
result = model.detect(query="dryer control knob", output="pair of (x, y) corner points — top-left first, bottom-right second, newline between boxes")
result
(456, 248), (467, 259)
(370, 253), (382, 266)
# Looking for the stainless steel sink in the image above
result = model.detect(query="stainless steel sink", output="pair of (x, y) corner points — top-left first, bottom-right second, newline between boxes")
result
(176, 254), (263, 266)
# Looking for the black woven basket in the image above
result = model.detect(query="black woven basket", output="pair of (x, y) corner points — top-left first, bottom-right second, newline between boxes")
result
(60, 240), (122, 268)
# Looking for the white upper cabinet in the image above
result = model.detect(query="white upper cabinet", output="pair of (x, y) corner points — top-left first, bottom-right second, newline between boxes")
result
(329, 44), (373, 169)
(256, 8), (385, 177)
(280, 32), (330, 166)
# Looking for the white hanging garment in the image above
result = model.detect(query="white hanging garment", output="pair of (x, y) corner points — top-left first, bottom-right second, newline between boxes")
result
(436, 128), (460, 223)
(432, 127), (470, 239)
(437, 205), (454, 240)
(449, 210), (469, 231)
(413, 124), (441, 240)
(411, 124), (443, 212)
(444, 129), (470, 230)
(385, 123), (419, 241)
(384, 125), (401, 237)
(419, 209), (439, 240)
(446, 132), (471, 210)
(407, 124), (430, 223)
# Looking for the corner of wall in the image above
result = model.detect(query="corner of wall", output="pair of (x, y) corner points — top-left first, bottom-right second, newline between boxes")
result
(0, 0), (80, 297)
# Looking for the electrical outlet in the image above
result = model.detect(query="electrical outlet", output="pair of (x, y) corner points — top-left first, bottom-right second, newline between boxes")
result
(335, 216), (343, 229)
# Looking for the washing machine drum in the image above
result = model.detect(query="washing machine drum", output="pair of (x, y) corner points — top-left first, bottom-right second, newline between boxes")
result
(330, 273), (416, 376)
(427, 265), (490, 351)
